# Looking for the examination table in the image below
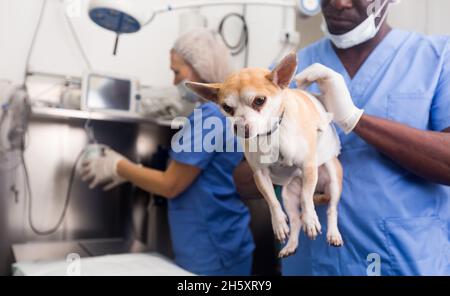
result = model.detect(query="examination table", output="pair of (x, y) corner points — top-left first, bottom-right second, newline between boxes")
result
(11, 238), (194, 276)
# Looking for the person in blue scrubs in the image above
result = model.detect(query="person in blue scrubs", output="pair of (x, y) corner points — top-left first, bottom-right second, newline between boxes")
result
(282, 0), (450, 276)
(81, 29), (254, 275)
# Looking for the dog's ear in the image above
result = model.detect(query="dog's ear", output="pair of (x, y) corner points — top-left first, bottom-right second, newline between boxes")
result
(185, 82), (222, 102)
(267, 52), (298, 89)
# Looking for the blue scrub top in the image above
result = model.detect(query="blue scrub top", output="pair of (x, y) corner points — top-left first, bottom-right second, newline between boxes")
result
(169, 102), (255, 275)
(283, 29), (450, 275)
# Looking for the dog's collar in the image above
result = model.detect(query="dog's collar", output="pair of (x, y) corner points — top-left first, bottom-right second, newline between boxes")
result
(257, 110), (285, 138)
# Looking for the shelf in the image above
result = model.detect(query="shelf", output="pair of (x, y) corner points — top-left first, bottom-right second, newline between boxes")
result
(31, 106), (184, 128)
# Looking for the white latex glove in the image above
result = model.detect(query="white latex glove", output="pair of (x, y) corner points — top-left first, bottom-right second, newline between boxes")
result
(80, 147), (128, 191)
(295, 63), (364, 134)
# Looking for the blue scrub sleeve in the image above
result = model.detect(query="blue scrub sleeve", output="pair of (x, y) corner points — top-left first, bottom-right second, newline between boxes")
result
(431, 40), (450, 132)
(170, 108), (217, 170)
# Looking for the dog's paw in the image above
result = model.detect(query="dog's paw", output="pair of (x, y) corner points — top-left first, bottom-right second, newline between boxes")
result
(301, 211), (321, 240)
(327, 228), (343, 247)
(271, 210), (289, 243)
(278, 240), (298, 258)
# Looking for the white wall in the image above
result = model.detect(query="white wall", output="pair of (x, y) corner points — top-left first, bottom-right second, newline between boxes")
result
(389, 0), (450, 35)
(297, 0), (450, 49)
(3, 0), (449, 87)
(0, 0), (297, 86)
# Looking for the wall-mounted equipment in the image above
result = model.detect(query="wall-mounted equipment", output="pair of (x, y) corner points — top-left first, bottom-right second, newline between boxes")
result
(81, 72), (139, 116)
(87, 0), (312, 55)
(0, 85), (31, 152)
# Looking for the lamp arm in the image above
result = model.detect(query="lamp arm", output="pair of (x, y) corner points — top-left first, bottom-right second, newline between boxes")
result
(144, 0), (297, 26)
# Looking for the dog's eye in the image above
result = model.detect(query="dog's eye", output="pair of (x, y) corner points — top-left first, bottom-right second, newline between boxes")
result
(252, 96), (266, 108)
(222, 104), (234, 115)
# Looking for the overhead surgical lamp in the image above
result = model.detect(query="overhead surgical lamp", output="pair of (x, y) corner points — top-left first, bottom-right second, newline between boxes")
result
(297, 0), (322, 18)
(88, 0), (149, 54)
(87, 0), (322, 55)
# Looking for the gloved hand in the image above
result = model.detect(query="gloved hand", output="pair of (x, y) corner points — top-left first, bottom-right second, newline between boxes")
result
(80, 147), (128, 191)
(295, 63), (364, 134)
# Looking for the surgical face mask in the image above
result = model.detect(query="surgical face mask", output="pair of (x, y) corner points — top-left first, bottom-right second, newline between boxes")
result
(321, 0), (391, 49)
(177, 80), (199, 103)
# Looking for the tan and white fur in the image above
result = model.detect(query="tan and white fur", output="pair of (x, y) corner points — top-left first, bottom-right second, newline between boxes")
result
(186, 53), (343, 258)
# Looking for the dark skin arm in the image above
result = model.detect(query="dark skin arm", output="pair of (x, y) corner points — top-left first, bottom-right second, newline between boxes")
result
(233, 160), (264, 200)
(353, 114), (450, 185)
(233, 160), (332, 205)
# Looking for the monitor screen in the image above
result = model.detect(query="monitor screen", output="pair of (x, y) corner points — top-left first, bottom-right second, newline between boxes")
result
(86, 75), (131, 111)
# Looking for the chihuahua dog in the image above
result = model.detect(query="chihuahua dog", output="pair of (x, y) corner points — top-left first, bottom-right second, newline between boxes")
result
(186, 53), (343, 258)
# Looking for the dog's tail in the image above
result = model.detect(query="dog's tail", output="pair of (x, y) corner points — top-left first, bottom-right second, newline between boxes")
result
(313, 193), (330, 206)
